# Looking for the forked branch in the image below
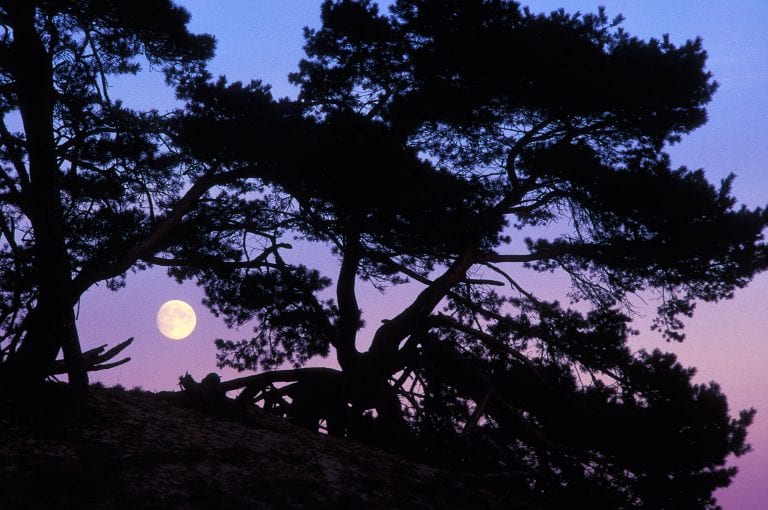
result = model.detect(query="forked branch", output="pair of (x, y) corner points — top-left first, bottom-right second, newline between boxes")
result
(50, 337), (133, 375)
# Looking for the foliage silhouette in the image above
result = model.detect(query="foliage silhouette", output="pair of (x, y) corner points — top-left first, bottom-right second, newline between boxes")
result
(0, 1), (213, 392)
(0, 1), (765, 508)
(167, 1), (766, 508)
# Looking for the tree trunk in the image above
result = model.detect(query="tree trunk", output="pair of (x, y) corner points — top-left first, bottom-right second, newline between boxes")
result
(3, 2), (87, 394)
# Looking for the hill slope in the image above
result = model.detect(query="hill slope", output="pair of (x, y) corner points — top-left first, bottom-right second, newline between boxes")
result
(0, 384), (517, 509)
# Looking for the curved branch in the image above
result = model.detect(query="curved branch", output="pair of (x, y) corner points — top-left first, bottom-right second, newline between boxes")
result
(483, 262), (538, 302)
(376, 254), (627, 385)
(368, 247), (477, 366)
(69, 166), (255, 301)
(504, 189), (567, 216)
(335, 233), (362, 368)
(505, 119), (552, 183)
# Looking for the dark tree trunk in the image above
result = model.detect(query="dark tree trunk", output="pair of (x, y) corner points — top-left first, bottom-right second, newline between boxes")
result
(3, 2), (87, 394)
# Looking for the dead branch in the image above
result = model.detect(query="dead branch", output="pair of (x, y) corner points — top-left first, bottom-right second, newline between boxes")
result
(50, 337), (133, 375)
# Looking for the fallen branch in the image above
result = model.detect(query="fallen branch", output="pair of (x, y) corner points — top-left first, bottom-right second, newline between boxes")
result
(175, 372), (245, 418)
(219, 367), (343, 393)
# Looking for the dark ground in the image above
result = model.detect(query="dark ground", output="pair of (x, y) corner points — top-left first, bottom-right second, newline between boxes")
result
(0, 383), (519, 509)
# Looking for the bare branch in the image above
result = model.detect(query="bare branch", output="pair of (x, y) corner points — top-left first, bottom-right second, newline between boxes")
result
(479, 252), (558, 264)
(464, 278), (504, 286)
(50, 337), (133, 375)
(483, 262), (538, 302)
(145, 242), (291, 270)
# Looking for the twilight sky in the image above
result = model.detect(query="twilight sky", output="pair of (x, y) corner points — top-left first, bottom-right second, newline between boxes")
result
(74, 2), (768, 507)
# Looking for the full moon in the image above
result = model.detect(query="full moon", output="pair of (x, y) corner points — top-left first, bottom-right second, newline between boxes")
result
(156, 300), (197, 340)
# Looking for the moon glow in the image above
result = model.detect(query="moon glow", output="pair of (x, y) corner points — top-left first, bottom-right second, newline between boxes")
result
(156, 300), (197, 340)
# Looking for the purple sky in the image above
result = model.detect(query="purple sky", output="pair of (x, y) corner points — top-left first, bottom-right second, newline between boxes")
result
(74, 2), (768, 507)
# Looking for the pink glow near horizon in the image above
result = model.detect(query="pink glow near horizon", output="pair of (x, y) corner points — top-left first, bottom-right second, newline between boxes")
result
(72, 2), (768, 508)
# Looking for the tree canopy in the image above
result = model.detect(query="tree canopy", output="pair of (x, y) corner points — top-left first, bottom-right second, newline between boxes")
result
(172, 2), (767, 507)
(0, 0), (213, 390)
(0, 1), (765, 508)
